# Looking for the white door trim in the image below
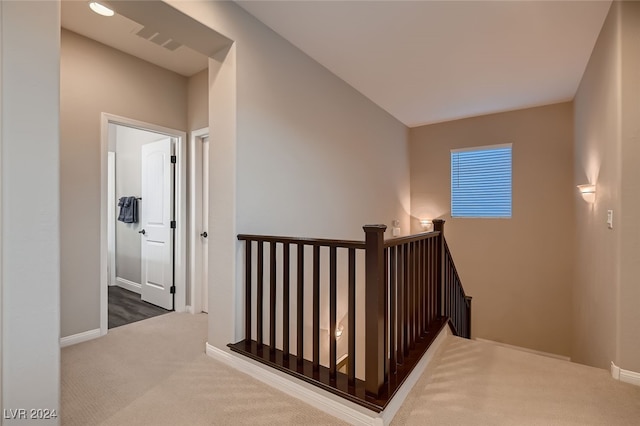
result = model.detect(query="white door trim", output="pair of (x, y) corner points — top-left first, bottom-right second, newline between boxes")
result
(189, 127), (209, 314)
(100, 113), (187, 335)
(107, 152), (116, 287)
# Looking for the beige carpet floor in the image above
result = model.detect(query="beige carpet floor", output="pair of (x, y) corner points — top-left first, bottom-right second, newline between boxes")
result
(61, 313), (344, 425)
(62, 313), (640, 425)
(393, 336), (640, 425)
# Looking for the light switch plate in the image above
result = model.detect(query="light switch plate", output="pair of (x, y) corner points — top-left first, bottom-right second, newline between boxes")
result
(607, 210), (613, 229)
(392, 227), (400, 237)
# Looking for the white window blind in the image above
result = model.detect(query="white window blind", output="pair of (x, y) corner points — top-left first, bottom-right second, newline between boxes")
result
(451, 144), (512, 218)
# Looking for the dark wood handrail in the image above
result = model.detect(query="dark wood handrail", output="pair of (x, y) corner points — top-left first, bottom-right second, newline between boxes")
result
(237, 233), (366, 249)
(238, 230), (440, 250)
(383, 230), (440, 247)
(230, 219), (471, 411)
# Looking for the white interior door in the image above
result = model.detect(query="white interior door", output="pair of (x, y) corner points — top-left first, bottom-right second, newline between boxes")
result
(140, 138), (174, 310)
(201, 136), (209, 313)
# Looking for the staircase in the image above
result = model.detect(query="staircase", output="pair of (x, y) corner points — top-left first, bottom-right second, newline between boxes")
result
(228, 219), (471, 411)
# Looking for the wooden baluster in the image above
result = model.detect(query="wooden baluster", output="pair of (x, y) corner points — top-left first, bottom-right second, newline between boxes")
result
(466, 296), (473, 338)
(456, 286), (460, 334)
(448, 259), (451, 319)
(455, 280), (459, 332)
(245, 240), (252, 342)
(270, 242), (277, 352)
(458, 281), (462, 333)
(389, 246), (397, 375)
(329, 247), (337, 378)
(283, 243), (290, 357)
(257, 241), (264, 345)
(417, 240), (423, 336)
(410, 242), (416, 343)
(297, 243), (304, 364)
(364, 225), (386, 397)
(447, 254), (451, 319)
(403, 242), (410, 356)
(409, 242), (416, 349)
(313, 245), (320, 372)
(424, 239), (429, 327)
(424, 240), (429, 329)
(426, 240), (430, 328)
(348, 248), (356, 386)
(452, 261), (456, 325)
(433, 219), (445, 318)
(426, 239), (431, 326)
(397, 244), (404, 365)
(431, 238), (436, 323)
(384, 247), (389, 379)
(415, 242), (419, 337)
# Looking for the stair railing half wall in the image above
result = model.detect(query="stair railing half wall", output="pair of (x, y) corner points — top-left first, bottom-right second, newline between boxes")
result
(229, 219), (471, 411)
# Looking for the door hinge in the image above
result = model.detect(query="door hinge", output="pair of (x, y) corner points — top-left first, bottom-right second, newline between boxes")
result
(170, 286), (176, 294)
(170, 155), (177, 164)
(171, 220), (176, 229)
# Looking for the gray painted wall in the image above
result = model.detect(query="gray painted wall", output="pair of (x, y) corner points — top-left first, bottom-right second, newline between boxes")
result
(168, 1), (411, 350)
(60, 29), (189, 337)
(573, 0), (640, 372)
(1, 1), (61, 421)
(410, 103), (574, 356)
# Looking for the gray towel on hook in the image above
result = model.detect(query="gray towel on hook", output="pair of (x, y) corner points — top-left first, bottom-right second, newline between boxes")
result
(118, 197), (138, 223)
(129, 197), (138, 223)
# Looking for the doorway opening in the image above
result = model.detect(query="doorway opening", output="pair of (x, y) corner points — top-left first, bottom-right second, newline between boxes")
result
(101, 114), (187, 334)
(189, 128), (210, 314)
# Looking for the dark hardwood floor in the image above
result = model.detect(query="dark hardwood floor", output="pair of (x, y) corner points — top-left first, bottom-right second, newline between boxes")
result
(108, 286), (171, 329)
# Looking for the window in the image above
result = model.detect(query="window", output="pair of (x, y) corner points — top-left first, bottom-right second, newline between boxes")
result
(451, 144), (512, 218)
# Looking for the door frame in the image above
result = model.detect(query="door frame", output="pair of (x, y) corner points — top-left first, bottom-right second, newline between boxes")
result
(188, 127), (209, 314)
(100, 113), (187, 335)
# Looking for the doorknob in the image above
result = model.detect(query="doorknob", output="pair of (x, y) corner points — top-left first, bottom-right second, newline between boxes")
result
(138, 229), (146, 235)
(200, 231), (208, 238)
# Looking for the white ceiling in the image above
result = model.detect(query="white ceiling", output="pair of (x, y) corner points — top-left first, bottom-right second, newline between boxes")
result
(62, 1), (611, 127)
(237, 0), (612, 127)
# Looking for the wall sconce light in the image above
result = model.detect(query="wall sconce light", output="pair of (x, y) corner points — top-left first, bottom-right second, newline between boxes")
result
(577, 184), (596, 203)
(335, 323), (344, 339)
(420, 219), (433, 231)
(89, 2), (115, 17)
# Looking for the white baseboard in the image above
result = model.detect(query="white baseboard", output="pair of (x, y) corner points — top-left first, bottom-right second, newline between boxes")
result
(206, 344), (381, 426)
(475, 338), (571, 361)
(116, 277), (141, 294)
(60, 328), (101, 348)
(205, 325), (449, 426)
(380, 325), (449, 425)
(611, 362), (640, 387)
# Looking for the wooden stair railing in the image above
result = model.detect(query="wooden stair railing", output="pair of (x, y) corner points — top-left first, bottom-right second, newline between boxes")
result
(228, 219), (471, 411)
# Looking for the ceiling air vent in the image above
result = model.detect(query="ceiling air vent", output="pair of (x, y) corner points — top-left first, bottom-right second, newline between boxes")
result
(135, 26), (157, 40)
(135, 26), (182, 51)
(163, 40), (182, 52)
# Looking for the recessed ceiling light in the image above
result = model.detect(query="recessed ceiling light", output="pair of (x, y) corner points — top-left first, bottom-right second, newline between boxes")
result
(89, 2), (114, 17)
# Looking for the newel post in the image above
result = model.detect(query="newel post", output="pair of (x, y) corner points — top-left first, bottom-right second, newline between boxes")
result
(363, 224), (387, 396)
(433, 219), (445, 317)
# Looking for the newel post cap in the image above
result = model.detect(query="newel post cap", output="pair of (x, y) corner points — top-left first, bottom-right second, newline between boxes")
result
(432, 219), (445, 232)
(363, 224), (388, 233)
